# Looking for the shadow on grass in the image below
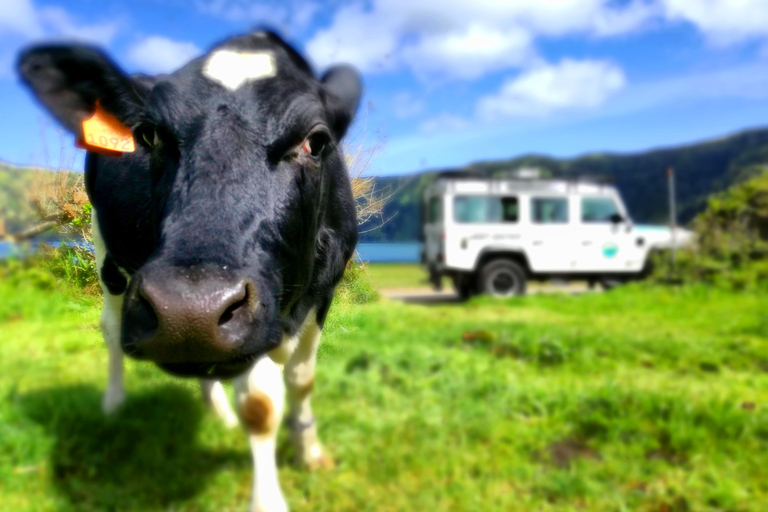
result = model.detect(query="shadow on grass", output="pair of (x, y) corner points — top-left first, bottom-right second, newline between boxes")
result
(19, 384), (249, 511)
(398, 293), (465, 306)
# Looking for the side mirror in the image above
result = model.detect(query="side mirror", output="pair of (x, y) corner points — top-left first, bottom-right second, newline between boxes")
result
(609, 213), (624, 224)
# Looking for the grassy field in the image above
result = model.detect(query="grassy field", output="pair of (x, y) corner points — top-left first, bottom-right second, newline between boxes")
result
(2, 274), (768, 511)
(363, 262), (436, 289)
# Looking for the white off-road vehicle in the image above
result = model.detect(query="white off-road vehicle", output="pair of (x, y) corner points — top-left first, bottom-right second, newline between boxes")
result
(421, 173), (693, 298)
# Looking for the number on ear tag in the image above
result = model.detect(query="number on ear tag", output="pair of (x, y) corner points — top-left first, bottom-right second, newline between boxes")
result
(78, 102), (136, 156)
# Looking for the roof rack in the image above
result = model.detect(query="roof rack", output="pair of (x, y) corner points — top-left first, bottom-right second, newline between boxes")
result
(436, 169), (614, 186)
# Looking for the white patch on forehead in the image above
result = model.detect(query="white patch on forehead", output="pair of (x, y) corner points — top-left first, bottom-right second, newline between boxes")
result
(203, 50), (276, 90)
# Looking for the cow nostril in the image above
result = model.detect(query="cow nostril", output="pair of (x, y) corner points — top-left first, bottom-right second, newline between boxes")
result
(218, 295), (247, 326)
(134, 290), (160, 338)
(217, 281), (256, 327)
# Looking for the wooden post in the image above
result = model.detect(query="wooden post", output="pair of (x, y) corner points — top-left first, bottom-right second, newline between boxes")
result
(666, 166), (677, 274)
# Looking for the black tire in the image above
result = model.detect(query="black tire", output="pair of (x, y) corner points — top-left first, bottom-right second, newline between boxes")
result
(599, 277), (624, 290)
(478, 259), (527, 298)
(452, 275), (474, 300)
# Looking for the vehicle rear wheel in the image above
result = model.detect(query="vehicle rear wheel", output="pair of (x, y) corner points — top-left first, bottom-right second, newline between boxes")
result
(478, 259), (527, 298)
(452, 273), (474, 300)
(599, 277), (624, 290)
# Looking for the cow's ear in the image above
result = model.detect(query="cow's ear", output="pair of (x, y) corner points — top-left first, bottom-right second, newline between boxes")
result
(321, 65), (362, 140)
(17, 44), (149, 139)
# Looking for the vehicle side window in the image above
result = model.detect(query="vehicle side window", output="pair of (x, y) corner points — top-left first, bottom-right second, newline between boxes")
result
(581, 197), (620, 223)
(531, 197), (569, 224)
(429, 197), (442, 223)
(453, 196), (518, 223)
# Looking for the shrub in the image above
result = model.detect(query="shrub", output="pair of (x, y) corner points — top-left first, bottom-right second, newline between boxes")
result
(2, 169), (99, 293)
(335, 259), (379, 304)
(653, 172), (768, 290)
(38, 242), (99, 294)
(0, 254), (56, 291)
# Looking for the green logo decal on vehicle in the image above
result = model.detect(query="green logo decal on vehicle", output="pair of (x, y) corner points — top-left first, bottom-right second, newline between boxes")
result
(602, 242), (619, 259)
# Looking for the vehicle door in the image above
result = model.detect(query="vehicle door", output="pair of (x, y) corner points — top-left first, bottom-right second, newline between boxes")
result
(423, 195), (444, 267)
(525, 195), (578, 272)
(576, 196), (645, 272)
(450, 194), (521, 270)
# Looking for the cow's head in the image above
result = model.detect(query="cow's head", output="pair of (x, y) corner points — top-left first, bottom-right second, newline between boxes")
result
(17, 31), (362, 378)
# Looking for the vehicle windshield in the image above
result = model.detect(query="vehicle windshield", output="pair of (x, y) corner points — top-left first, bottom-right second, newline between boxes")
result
(581, 197), (621, 223)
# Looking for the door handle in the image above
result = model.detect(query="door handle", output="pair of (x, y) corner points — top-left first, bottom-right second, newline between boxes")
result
(533, 240), (543, 246)
(581, 241), (593, 246)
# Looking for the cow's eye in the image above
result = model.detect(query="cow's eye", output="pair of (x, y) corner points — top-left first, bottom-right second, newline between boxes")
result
(302, 130), (330, 159)
(135, 124), (160, 150)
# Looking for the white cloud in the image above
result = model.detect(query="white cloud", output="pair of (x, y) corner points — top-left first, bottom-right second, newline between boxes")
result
(37, 6), (118, 45)
(419, 113), (470, 133)
(305, 2), (400, 73)
(194, 0), (322, 35)
(401, 23), (535, 80)
(393, 92), (425, 118)
(306, 0), (655, 79)
(0, 0), (122, 78)
(477, 59), (626, 119)
(0, 0), (41, 38)
(306, 0), (768, 81)
(195, 0), (285, 23)
(661, 0), (768, 45)
(126, 36), (202, 74)
(592, 1), (663, 36)
(0, 0), (119, 44)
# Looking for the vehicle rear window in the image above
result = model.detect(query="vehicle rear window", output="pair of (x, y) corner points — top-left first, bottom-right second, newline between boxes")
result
(429, 197), (442, 223)
(581, 197), (620, 223)
(531, 197), (569, 224)
(453, 196), (519, 223)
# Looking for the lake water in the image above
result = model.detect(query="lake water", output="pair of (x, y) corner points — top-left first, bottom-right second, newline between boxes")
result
(1, 241), (423, 264)
(355, 242), (421, 263)
(0, 241), (22, 259)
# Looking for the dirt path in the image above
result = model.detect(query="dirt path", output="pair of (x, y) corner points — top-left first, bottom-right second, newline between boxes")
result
(380, 281), (598, 304)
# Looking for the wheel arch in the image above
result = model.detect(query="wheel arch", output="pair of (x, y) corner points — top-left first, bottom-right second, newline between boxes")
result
(474, 249), (532, 276)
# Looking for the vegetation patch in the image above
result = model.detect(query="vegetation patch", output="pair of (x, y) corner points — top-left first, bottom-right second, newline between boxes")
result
(655, 172), (768, 291)
(2, 275), (767, 511)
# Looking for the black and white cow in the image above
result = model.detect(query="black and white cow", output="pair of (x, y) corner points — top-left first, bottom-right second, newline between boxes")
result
(17, 30), (361, 512)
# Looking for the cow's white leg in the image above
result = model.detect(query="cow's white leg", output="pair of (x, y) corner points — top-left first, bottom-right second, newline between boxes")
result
(233, 357), (287, 512)
(283, 318), (332, 469)
(200, 379), (239, 428)
(100, 292), (125, 413)
(93, 212), (126, 414)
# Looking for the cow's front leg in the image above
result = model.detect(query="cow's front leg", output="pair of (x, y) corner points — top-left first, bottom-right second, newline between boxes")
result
(283, 319), (333, 469)
(233, 357), (288, 512)
(100, 292), (125, 414)
(200, 379), (239, 428)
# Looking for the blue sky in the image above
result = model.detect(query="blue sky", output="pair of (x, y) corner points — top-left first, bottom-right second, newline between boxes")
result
(2, 0), (768, 176)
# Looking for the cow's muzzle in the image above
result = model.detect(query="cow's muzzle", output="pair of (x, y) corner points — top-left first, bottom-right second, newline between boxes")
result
(121, 264), (271, 375)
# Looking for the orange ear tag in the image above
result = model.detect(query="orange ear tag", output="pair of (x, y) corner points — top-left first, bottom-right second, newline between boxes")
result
(76, 103), (136, 156)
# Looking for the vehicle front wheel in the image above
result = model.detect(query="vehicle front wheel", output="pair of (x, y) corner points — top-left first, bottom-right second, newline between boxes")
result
(478, 259), (527, 298)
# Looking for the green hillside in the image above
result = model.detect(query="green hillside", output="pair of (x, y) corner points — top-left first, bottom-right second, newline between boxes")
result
(362, 127), (768, 242)
(0, 163), (38, 237)
(5, 126), (768, 244)
(0, 163), (80, 241)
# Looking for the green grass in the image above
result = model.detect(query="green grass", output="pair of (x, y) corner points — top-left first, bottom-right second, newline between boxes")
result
(2, 277), (768, 511)
(364, 263), (435, 289)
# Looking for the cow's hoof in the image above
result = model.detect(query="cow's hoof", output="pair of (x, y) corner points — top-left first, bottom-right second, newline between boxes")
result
(252, 506), (288, 512)
(305, 452), (335, 471)
(102, 388), (126, 414)
(251, 496), (289, 512)
(221, 412), (239, 429)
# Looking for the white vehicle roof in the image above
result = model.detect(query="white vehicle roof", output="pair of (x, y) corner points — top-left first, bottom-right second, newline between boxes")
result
(426, 177), (617, 196)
